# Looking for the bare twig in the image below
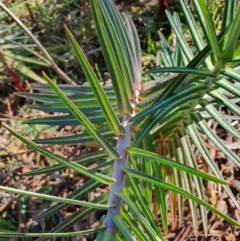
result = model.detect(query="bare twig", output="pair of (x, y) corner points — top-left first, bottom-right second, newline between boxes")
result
(7, 39), (51, 66)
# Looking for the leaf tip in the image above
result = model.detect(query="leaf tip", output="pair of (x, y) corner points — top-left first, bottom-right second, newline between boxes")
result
(63, 23), (67, 29)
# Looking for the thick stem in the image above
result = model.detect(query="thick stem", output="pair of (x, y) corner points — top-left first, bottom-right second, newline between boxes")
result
(104, 116), (132, 234)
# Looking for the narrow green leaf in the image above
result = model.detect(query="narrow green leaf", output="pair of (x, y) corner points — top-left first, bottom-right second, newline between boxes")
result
(0, 227), (105, 238)
(158, 31), (175, 67)
(165, 11), (193, 63)
(42, 73), (119, 159)
(10, 59), (46, 83)
(95, 232), (115, 241)
(123, 13), (142, 79)
(64, 25), (124, 135)
(107, 0), (139, 89)
(192, 112), (240, 167)
(87, 158), (114, 171)
(222, 5), (240, 61)
(125, 174), (161, 237)
(173, 41), (182, 67)
(221, 67), (240, 82)
(0, 185), (111, 210)
(139, 28), (227, 119)
(30, 97), (117, 109)
(197, 0), (223, 68)
(208, 89), (240, 116)
(221, 0), (236, 50)
(130, 84), (208, 125)
(134, 91), (163, 112)
(36, 192), (109, 241)
(4, 51), (48, 66)
(35, 169), (111, 221)
(171, 135), (184, 227)
(138, 75), (176, 100)
(116, 192), (162, 241)
(23, 150), (108, 176)
(191, 0), (208, 44)
(215, 78), (240, 98)
(90, 0), (132, 114)
(127, 147), (229, 184)
(179, 0), (212, 69)
(32, 84), (114, 93)
(132, 92), (202, 146)
(125, 169), (240, 227)
(102, 0), (136, 97)
(33, 127), (115, 146)
(2, 122), (116, 184)
(121, 208), (149, 241)
(149, 112), (184, 137)
(111, 215), (136, 241)
(141, 136), (155, 205)
(177, 129), (207, 236)
(25, 113), (112, 126)
(17, 91), (116, 104)
(149, 160), (168, 233)
(184, 121), (239, 207)
(200, 99), (240, 139)
(157, 27), (228, 100)
(30, 104), (112, 114)
(222, 0), (236, 31)
(148, 67), (216, 77)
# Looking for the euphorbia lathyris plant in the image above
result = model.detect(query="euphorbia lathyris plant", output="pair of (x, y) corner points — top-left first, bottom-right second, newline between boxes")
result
(1, 0), (240, 240)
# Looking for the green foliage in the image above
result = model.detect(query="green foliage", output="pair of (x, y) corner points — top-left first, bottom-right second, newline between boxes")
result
(1, 0), (240, 240)
(0, 1), (76, 85)
(0, 2), (47, 88)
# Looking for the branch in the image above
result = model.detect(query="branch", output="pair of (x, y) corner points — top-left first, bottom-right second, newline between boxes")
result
(104, 116), (132, 234)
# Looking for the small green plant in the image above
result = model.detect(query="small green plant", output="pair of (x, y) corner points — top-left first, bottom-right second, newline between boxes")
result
(1, 0), (240, 240)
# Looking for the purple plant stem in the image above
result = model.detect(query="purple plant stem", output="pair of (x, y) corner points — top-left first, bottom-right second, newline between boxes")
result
(104, 116), (132, 234)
